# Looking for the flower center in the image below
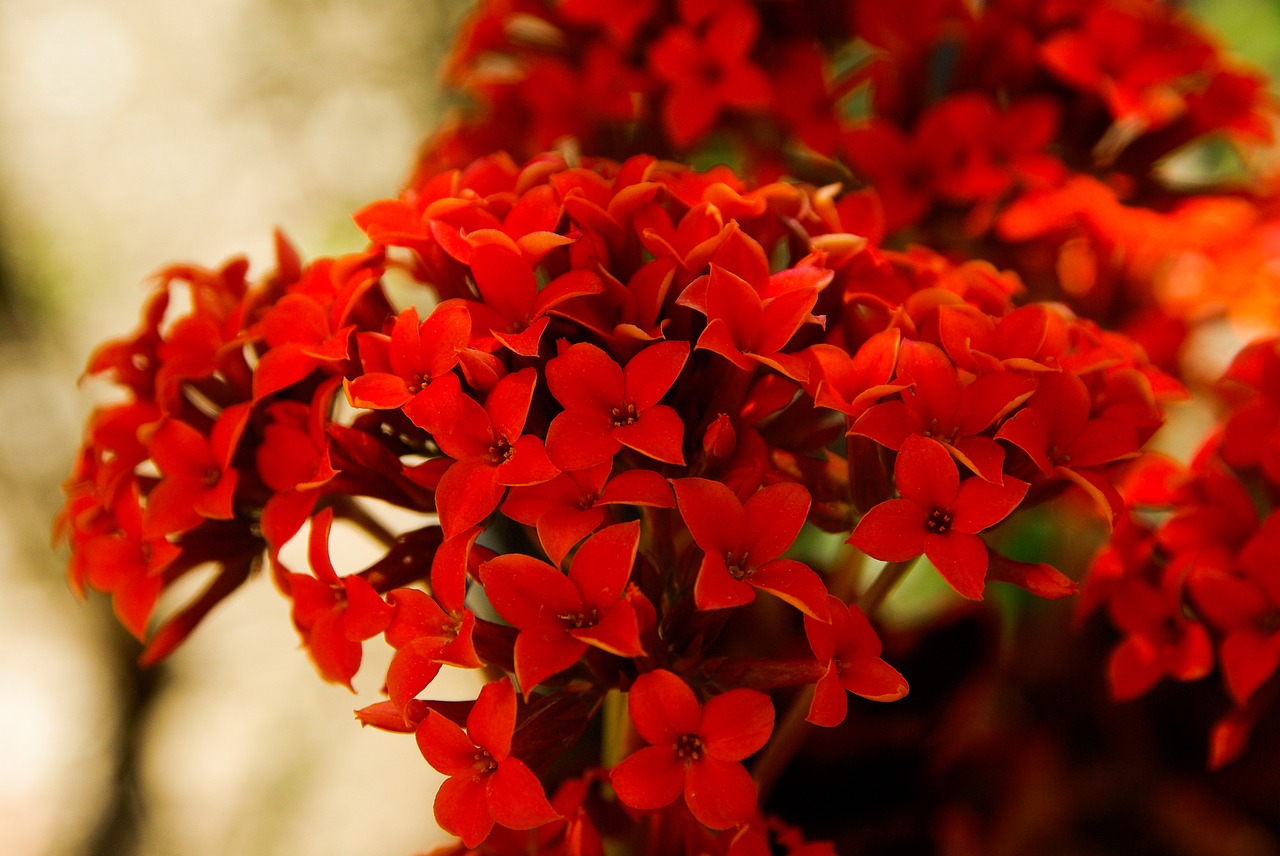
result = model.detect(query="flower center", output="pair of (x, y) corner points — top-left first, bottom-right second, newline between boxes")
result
(611, 402), (639, 427)
(473, 748), (497, 774)
(926, 508), (952, 534)
(725, 552), (751, 580)
(558, 608), (599, 629)
(675, 733), (705, 761)
(488, 439), (515, 464)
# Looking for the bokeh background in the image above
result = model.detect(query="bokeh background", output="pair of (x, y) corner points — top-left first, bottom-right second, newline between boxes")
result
(2, 2), (1279, 855)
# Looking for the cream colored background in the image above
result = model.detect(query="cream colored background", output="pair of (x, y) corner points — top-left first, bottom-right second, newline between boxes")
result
(0, 2), (472, 854)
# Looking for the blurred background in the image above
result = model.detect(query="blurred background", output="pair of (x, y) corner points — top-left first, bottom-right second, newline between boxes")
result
(2, 2), (1279, 855)
(0, 2), (471, 854)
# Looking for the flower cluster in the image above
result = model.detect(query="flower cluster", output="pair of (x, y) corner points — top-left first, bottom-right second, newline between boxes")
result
(56, 0), (1280, 852)
(1081, 337), (1280, 770)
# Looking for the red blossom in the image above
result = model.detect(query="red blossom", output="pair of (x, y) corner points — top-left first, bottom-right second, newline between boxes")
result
(545, 340), (689, 470)
(416, 677), (560, 847)
(345, 301), (474, 410)
(849, 435), (1028, 600)
(283, 508), (395, 689)
(409, 369), (559, 537)
(610, 669), (774, 830)
(647, 1), (772, 147)
(804, 595), (908, 727)
(481, 521), (647, 695)
(852, 339), (1034, 483)
(673, 478), (830, 620)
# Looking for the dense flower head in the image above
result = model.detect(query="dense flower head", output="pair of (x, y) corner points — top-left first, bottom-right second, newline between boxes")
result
(53, 0), (1280, 851)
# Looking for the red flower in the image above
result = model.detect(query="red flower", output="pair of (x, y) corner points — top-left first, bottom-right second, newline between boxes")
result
(545, 340), (689, 470)
(1105, 560), (1213, 701)
(803, 595), (908, 727)
(462, 243), (603, 357)
(677, 260), (832, 383)
(142, 407), (246, 537)
(384, 527), (483, 713)
(409, 369), (559, 537)
(609, 669), (774, 830)
(1188, 512), (1280, 705)
(996, 370), (1141, 521)
(647, 2), (772, 147)
(252, 289), (354, 402)
(345, 301), (473, 410)
(416, 677), (560, 847)
(283, 508), (395, 690)
(502, 463), (675, 565)
(481, 521), (647, 695)
(851, 339), (1034, 483)
(849, 435), (1027, 600)
(673, 478), (830, 620)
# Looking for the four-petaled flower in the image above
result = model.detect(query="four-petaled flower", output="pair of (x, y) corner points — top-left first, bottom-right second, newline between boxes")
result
(545, 340), (689, 470)
(673, 477), (831, 620)
(480, 521), (647, 695)
(415, 677), (560, 847)
(849, 435), (1028, 600)
(804, 595), (909, 727)
(610, 669), (774, 830)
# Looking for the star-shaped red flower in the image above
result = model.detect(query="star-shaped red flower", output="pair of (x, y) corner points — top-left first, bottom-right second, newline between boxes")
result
(849, 435), (1028, 600)
(545, 340), (688, 470)
(673, 478), (830, 620)
(416, 677), (560, 847)
(609, 669), (774, 830)
(480, 521), (647, 695)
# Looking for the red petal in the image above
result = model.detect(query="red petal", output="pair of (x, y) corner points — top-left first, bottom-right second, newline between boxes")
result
(434, 459), (504, 537)
(546, 409), (621, 470)
(742, 482), (810, 564)
(839, 657), (908, 702)
(950, 475), (1028, 533)
(416, 709), (479, 775)
(537, 507), (607, 567)
(569, 521), (640, 604)
(482, 554), (583, 628)
(609, 745), (685, 810)
(572, 601), (645, 658)
(895, 435), (959, 510)
(673, 477), (745, 556)
(695, 553), (756, 611)
(630, 669), (700, 743)
(345, 373), (412, 410)
(434, 774), (494, 848)
(486, 368), (537, 443)
(684, 756), (757, 830)
(749, 559), (831, 620)
(700, 689), (774, 761)
(496, 435), (560, 486)
(924, 533), (989, 600)
(546, 343), (625, 411)
(848, 499), (927, 562)
(488, 758), (561, 830)
(1222, 630), (1280, 706)
(514, 627), (587, 695)
(624, 340), (689, 409)
(341, 575), (394, 641)
(614, 405), (686, 465)
(471, 244), (537, 323)
(468, 678), (517, 761)
(806, 665), (848, 727)
(599, 469), (675, 507)
(387, 643), (444, 712)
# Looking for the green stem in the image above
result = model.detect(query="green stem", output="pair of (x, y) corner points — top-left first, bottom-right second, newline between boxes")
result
(750, 557), (917, 802)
